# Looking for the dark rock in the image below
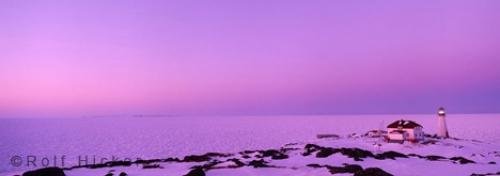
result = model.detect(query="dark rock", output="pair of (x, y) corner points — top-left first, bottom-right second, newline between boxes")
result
(376, 151), (408, 160)
(470, 172), (500, 176)
(259, 149), (289, 160)
(184, 167), (205, 176)
(303, 144), (323, 156)
(308, 163), (391, 176)
(449, 156), (475, 164)
(241, 155), (251, 159)
(135, 159), (161, 164)
(306, 163), (323, 168)
(248, 159), (269, 168)
(304, 144), (341, 158)
(305, 144), (408, 162)
(163, 157), (181, 162)
(425, 155), (446, 161)
(354, 167), (393, 176)
(183, 153), (231, 162)
(280, 147), (299, 152)
(86, 161), (132, 169)
(328, 166), (350, 174)
(119, 172), (127, 176)
(204, 152), (232, 158)
(487, 161), (496, 164)
(271, 154), (288, 160)
(317, 134), (340, 139)
(183, 155), (211, 162)
(227, 158), (245, 167)
(105, 173), (113, 176)
(22, 167), (66, 176)
(199, 160), (223, 170)
(338, 148), (375, 161)
(327, 164), (363, 174)
(240, 150), (258, 154)
(316, 148), (338, 158)
(407, 153), (425, 158)
(142, 164), (162, 169)
(342, 164), (363, 173)
(82, 160), (132, 169)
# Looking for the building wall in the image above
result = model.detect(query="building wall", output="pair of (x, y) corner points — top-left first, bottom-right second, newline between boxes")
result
(387, 127), (424, 142)
(413, 127), (424, 141)
(388, 133), (405, 141)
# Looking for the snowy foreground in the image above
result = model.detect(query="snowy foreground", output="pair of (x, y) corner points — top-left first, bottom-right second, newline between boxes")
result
(18, 132), (500, 176)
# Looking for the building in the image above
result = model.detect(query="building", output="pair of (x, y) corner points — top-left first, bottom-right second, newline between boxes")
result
(386, 119), (424, 143)
(437, 107), (449, 138)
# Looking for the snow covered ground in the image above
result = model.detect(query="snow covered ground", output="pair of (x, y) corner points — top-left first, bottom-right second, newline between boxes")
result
(1, 114), (499, 175)
(20, 133), (500, 176)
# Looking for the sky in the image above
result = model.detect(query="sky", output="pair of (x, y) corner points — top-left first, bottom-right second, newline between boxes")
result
(1, 0), (499, 117)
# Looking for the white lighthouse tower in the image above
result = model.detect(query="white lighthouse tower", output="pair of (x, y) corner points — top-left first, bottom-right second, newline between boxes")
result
(437, 107), (449, 138)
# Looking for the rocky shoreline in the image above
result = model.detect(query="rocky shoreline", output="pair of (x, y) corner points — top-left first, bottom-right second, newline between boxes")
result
(19, 140), (492, 176)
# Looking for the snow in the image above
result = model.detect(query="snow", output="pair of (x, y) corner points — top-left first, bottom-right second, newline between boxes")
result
(1, 114), (499, 175)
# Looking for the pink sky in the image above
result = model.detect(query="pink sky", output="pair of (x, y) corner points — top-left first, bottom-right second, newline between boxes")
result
(1, 1), (499, 117)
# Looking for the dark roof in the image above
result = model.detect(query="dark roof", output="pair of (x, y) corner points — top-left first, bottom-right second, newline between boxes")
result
(387, 119), (422, 129)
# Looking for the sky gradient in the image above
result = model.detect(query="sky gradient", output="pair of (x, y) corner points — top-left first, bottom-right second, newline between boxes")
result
(1, 0), (500, 117)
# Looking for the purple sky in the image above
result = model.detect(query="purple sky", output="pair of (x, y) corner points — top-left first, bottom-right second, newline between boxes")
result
(1, 1), (500, 117)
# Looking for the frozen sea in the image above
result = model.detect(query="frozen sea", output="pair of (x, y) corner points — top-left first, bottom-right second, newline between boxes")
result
(0, 114), (499, 174)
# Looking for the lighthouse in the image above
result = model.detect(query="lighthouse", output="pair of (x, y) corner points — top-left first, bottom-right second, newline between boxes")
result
(437, 107), (449, 138)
